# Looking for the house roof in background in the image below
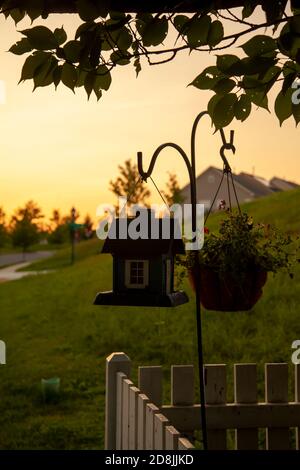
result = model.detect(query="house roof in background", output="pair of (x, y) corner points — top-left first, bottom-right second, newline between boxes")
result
(234, 172), (275, 198)
(181, 166), (299, 199)
(270, 177), (300, 192)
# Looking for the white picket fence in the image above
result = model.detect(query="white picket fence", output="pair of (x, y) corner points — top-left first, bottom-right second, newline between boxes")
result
(105, 352), (300, 450)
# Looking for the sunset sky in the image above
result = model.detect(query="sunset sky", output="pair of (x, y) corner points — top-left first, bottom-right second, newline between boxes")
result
(0, 8), (299, 223)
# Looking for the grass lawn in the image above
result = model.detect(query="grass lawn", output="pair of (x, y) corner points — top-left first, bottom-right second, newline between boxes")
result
(0, 189), (300, 449)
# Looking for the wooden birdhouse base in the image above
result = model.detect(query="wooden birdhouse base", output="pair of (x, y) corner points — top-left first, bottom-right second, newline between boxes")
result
(93, 290), (189, 307)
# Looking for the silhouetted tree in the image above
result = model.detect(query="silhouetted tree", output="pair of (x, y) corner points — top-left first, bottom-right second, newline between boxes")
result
(109, 159), (151, 213)
(0, 207), (7, 248)
(10, 201), (43, 257)
(162, 173), (184, 206)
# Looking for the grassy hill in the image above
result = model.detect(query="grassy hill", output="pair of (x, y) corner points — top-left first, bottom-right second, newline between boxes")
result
(0, 189), (300, 449)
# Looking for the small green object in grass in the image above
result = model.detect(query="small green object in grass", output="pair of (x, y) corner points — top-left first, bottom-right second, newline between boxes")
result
(41, 377), (60, 402)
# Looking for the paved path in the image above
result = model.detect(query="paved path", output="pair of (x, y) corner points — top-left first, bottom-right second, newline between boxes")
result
(0, 262), (52, 282)
(0, 250), (53, 268)
(0, 251), (54, 282)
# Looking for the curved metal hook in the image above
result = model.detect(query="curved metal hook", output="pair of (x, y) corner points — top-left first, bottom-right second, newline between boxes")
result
(220, 142), (236, 172)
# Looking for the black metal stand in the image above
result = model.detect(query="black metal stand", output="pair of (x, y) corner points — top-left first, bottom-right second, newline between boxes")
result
(137, 111), (236, 450)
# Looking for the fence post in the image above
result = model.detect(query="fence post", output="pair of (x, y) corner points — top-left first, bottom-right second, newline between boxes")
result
(139, 366), (162, 407)
(105, 352), (131, 450)
(265, 363), (289, 450)
(296, 364), (300, 450)
(205, 364), (227, 450)
(234, 364), (258, 450)
(171, 365), (194, 406)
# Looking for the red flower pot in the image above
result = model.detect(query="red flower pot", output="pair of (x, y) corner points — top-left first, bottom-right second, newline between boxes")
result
(188, 266), (267, 312)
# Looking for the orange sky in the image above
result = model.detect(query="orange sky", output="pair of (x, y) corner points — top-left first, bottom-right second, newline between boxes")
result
(0, 9), (299, 223)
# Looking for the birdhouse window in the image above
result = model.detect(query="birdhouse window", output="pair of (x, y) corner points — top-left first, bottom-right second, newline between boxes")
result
(125, 260), (149, 289)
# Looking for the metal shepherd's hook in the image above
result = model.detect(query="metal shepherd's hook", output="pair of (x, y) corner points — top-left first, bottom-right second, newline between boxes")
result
(137, 112), (235, 450)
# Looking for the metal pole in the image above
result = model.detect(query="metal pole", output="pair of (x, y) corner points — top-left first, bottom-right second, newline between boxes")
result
(190, 111), (209, 450)
(71, 206), (76, 265)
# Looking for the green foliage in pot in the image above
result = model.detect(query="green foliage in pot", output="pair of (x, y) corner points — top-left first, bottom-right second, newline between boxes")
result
(176, 211), (299, 286)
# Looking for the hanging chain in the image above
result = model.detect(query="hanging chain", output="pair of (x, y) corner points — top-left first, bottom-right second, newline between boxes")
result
(149, 176), (171, 213)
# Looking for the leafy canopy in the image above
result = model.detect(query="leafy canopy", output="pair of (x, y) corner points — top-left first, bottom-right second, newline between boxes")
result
(3, 0), (300, 127)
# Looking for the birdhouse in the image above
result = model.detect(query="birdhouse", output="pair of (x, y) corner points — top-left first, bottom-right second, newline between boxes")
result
(94, 211), (189, 307)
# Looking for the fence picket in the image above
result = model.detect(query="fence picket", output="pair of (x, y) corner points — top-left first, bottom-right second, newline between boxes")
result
(165, 425), (180, 450)
(234, 364), (258, 450)
(178, 437), (195, 450)
(205, 364), (227, 450)
(116, 372), (126, 450)
(154, 413), (169, 449)
(171, 365), (194, 406)
(139, 366), (162, 407)
(265, 363), (289, 450)
(137, 394), (150, 450)
(105, 352), (131, 450)
(129, 386), (139, 449)
(122, 378), (133, 450)
(145, 402), (160, 450)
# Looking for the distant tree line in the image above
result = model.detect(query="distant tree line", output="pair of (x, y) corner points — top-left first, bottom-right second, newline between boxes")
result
(0, 201), (94, 253)
(0, 163), (181, 253)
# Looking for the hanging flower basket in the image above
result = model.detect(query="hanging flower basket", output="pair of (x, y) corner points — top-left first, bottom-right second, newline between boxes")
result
(178, 211), (298, 312)
(188, 265), (268, 311)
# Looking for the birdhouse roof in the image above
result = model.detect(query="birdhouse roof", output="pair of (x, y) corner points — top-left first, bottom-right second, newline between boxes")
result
(101, 216), (185, 256)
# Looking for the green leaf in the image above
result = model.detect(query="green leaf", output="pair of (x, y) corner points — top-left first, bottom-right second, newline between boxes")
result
(54, 27), (67, 46)
(234, 94), (251, 121)
(245, 87), (269, 111)
(211, 93), (237, 129)
(116, 28), (132, 51)
(93, 88), (102, 101)
(290, 15), (300, 34)
(110, 51), (130, 65)
(21, 26), (58, 50)
(76, 69), (87, 88)
(244, 56), (276, 76)
(75, 21), (97, 40)
(282, 72), (297, 95)
(63, 40), (82, 63)
(33, 57), (57, 90)
(9, 38), (32, 55)
(275, 89), (293, 125)
(207, 94), (223, 118)
(26, 0), (44, 22)
(173, 15), (189, 34)
(10, 8), (25, 25)
(283, 60), (300, 76)
(241, 35), (277, 57)
(242, 2), (257, 19)
(84, 71), (95, 99)
(216, 54), (240, 75)
(213, 77), (235, 94)
(95, 65), (111, 90)
(190, 66), (223, 90)
(187, 15), (211, 47)
(53, 65), (62, 88)
(141, 17), (168, 47)
(61, 63), (78, 91)
(19, 52), (51, 82)
(77, 0), (104, 21)
(134, 57), (141, 77)
(207, 20), (224, 47)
